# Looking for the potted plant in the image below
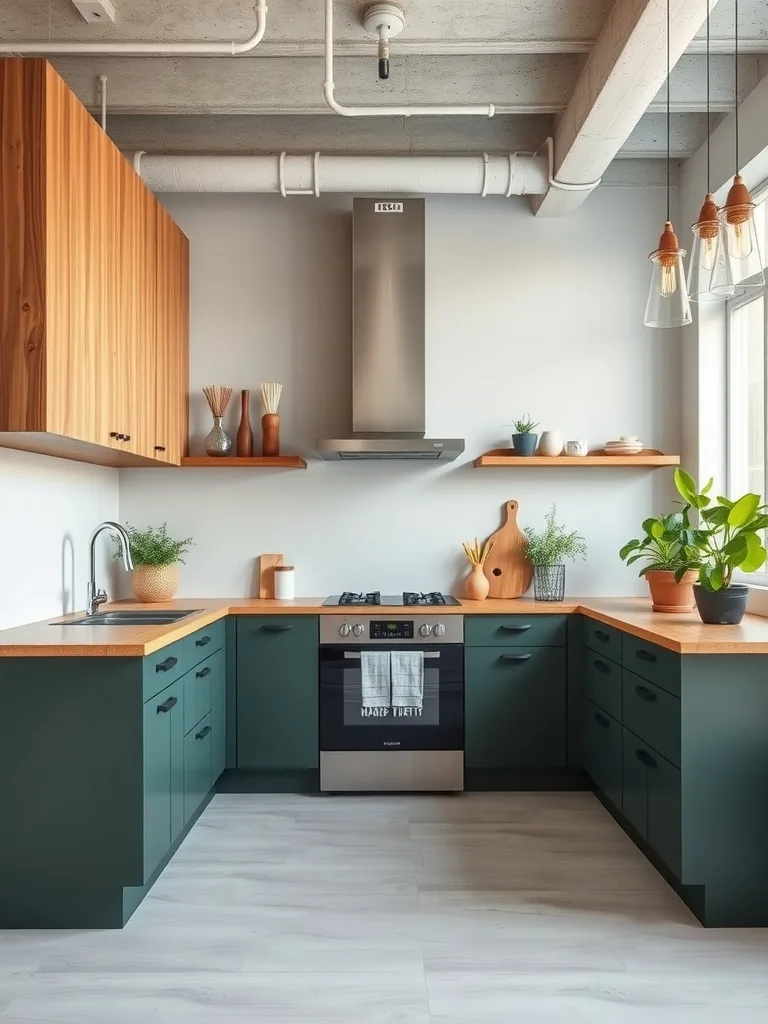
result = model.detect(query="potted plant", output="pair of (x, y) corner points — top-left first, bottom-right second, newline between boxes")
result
(619, 510), (699, 612)
(114, 523), (194, 603)
(673, 469), (767, 624)
(509, 415), (539, 457)
(523, 504), (587, 601)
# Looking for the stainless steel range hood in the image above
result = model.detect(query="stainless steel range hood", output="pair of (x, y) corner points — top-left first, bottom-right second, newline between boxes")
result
(316, 198), (464, 462)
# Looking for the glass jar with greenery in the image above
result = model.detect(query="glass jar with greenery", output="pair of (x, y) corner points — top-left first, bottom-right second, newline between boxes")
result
(523, 504), (587, 601)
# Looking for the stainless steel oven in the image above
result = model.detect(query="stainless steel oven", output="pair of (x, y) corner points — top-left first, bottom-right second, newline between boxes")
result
(319, 614), (464, 791)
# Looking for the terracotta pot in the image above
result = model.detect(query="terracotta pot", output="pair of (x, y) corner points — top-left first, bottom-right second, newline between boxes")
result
(464, 564), (490, 601)
(132, 564), (179, 603)
(644, 569), (697, 613)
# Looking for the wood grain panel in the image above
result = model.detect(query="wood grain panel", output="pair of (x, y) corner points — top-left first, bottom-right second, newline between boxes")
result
(154, 206), (188, 465)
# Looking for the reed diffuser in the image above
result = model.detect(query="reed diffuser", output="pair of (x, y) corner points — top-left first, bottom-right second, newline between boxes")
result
(260, 382), (283, 457)
(461, 536), (494, 601)
(203, 385), (234, 457)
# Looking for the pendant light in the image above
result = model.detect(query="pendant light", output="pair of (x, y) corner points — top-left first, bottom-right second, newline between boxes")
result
(712, 0), (765, 293)
(687, 0), (735, 300)
(644, 0), (692, 328)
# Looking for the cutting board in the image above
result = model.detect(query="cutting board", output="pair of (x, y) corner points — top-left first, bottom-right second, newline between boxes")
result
(258, 553), (284, 599)
(483, 500), (533, 598)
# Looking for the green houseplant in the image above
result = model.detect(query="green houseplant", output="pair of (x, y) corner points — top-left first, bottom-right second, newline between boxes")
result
(509, 415), (540, 457)
(114, 523), (194, 603)
(673, 469), (768, 624)
(523, 504), (587, 601)
(619, 509), (699, 612)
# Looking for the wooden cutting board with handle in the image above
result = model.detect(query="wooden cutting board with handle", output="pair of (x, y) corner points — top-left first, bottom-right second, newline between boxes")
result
(483, 499), (533, 598)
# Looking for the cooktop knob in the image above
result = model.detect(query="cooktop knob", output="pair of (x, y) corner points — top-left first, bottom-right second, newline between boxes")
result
(339, 623), (352, 637)
(352, 623), (365, 637)
(432, 623), (446, 637)
(419, 623), (432, 637)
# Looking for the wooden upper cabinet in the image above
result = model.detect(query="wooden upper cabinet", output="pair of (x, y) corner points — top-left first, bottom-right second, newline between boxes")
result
(0, 59), (188, 468)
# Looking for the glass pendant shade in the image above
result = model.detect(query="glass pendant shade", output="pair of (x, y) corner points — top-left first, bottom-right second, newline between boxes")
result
(645, 221), (693, 328)
(687, 193), (731, 301)
(717, 175), (765, 289)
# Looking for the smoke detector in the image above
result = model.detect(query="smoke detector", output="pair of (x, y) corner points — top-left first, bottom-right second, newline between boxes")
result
(71, 0), (116, 24)
(362, 3), (405, 80)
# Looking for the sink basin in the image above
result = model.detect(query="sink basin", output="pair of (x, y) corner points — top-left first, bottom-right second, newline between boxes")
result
(61, 610), (202, 627)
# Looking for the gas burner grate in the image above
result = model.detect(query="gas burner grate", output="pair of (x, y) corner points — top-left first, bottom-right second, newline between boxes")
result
(403, 591), (448, 607)
(338, 591), (382, 606)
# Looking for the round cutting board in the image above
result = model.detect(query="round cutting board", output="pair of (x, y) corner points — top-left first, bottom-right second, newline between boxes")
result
(483, 499), (533, 598)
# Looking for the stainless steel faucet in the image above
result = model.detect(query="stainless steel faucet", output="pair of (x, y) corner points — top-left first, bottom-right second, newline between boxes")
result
(87, 522), (134, 616)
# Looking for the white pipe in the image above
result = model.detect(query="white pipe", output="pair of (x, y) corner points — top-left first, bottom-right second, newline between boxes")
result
(0, 0), (267, 55)
(133, 152), (549, 196)
(98, 74), (107, 132)
(323, 0), (494, 118)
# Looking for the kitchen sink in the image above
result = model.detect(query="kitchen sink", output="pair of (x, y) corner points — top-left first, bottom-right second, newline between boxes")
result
(60, 610), (202, 626)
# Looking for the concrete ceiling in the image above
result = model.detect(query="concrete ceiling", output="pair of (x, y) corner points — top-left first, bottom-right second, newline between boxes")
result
(2, 0), (767, 191)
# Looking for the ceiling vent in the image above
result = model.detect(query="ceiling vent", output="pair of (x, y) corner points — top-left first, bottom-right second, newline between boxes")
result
(71, 0), (116, 24)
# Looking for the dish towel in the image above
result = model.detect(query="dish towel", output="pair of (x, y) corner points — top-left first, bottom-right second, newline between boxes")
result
(390, 651), (424, 709)
(360, 651), (391, 708)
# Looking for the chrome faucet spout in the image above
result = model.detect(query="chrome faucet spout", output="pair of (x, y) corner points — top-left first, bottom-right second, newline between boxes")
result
(86, 521), (134, 615)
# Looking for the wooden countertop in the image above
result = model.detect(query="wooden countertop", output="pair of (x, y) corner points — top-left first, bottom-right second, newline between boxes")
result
(0, 596), (767, 656)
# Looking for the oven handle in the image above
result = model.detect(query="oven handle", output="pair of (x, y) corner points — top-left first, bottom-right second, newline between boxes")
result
(341, 651), (441, 660)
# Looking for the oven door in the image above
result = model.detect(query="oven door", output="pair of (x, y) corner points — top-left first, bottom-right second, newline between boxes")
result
(319, 644), (464, 752)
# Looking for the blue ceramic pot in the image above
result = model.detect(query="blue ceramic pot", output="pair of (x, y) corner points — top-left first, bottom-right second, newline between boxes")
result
(512, 432), (538, 456)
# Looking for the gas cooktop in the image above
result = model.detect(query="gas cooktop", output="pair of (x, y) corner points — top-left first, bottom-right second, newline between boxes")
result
(324, 591), (461, 608)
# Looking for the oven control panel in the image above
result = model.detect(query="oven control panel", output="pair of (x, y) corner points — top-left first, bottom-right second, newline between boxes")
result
(370, 620), (414, 640)
(320, 615), (464, 644)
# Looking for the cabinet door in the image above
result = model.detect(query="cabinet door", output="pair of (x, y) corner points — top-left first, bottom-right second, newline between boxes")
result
(143, 687), (172, 880)
(154, 205), (188, 465)
(211, 662), (226, 784)
(169, 686), (185, 843)
(581, 697), (622, 810)
(465, 646), (566, 769)
(647, 751), (682, 877)
(622, 728), (648, 840)
(184, 713), (212, 822)
(236, 617), (319, 771)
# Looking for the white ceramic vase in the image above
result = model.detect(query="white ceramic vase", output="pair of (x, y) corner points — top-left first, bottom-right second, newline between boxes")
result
(538, 430), (563, 457)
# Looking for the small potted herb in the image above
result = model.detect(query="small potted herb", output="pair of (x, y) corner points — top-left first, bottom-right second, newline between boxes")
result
(509, 416), (539, 457)
(619, 509), (699, 612)
(114, 523), (194, 603)
(523, 504), (587, 601)
(673, 469), (768, 624)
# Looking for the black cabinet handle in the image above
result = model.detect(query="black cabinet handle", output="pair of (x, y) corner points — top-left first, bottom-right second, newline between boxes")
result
(156, 656), (178, 673)
(156, 695), (178, 714)
(262, 624), (294, 632)
(594, 712), (610, 728)
(635, 748), (657, 769)
(196, 666), (212, 678)
(636, 648), (656, 663)
(123, 434), (131, 442)
(635, 684), (657, 702)
(500, 653), (532, 662)
(195, 725), (212, 740)
(594, 630), (610, 642)
(109, 431), (119, 438)
(498, 624), (531, 632)
(195, 636), (212, 647)
(593, 659), (610, 674)
(154, 445), (166, 452)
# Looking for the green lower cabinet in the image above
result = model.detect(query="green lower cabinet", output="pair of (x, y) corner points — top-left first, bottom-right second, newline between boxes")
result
(622, 728), (681, 878)
(142, 681), (184, 880)
(580, 697), (622, 811)
(211, 661), (226, 783)
(184, 712), (213, 821)
(169, 689), (186, 842)
(465, 646), (566, 769)
(236, 617), (319, 773)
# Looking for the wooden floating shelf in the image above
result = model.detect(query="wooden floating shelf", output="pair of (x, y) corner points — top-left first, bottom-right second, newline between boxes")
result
(180, 456), (307, 469)
(474, 449), (680, 468)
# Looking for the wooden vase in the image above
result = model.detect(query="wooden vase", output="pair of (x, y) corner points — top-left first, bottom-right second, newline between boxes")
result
(236, 389), (253, 457)
(464, 564), (490, 601)
(262, 413), (280, 457)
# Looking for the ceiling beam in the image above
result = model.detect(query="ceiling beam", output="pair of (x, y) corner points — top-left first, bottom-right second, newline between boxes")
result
(533, 0), (720, 216)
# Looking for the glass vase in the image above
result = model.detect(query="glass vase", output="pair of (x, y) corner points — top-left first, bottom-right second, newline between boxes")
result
(533, 564), (565, 602)
(205, 416), (232, 457)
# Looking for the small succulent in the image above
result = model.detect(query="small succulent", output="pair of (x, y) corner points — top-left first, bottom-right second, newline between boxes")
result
(512, 416), (539, 434)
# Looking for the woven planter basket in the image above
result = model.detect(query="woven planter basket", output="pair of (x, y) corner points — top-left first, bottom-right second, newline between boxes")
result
(131, 564), (179, 603)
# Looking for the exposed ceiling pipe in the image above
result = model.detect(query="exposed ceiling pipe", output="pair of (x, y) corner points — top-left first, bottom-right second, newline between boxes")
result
(323, 0), (495, 118)
(132, 151), (550, 196)
(0, 0), (267, 55)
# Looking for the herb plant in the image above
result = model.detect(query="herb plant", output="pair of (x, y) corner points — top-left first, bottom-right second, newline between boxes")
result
(114, 523), (194, 568)
(512, 415), (539, 435)
(619, 509), (696, 577)
(524, 504), (587, 566)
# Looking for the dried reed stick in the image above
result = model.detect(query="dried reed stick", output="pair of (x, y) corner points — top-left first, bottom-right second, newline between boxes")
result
(203, 385), (233, 418)
(260, 382), (283, 414)
(461, 537), (494, 566)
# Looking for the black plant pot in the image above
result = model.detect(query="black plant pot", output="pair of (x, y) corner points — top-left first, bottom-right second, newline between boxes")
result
(693, 583), (749, 625)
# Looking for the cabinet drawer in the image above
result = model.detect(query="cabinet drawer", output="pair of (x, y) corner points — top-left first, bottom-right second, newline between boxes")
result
(622, 634), (680, 696)
(581, 697), (622, 810)
(184, 712), (212, 821)
(143, 639), (186, 702)
(184, 647), (224, 734)
(184, 619), (225, 669)
(623, 728), (682, 878)
(464, 615), (566, 648)
(583, 648), (622, 721)
(623, 670), (680, 767)
(583, 619), (623, 663)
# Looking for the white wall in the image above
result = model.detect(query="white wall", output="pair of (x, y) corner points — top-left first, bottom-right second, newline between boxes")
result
(0, 450), (119, 628)
(118, 188), (681, 598)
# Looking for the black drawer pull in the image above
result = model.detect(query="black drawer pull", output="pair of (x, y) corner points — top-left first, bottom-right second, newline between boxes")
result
(635, 748), (657, 769)
(498, 624), (531, 632)
(593, 712), (610, 728)
(636, 649), (657, 663)
(500, 653), (532, 662)
(196, 666), (212, 678)
(196, 725), (212, 740)
(593, 630), (610, 642)
(593, 659), (610, 674)
(156, 656), (178, 673)
(195, 635), (212, 647)
(156, 695), (178, 714)
(154, 445), (166, 452)
(262, 624), (294, 632)
(635, 684), (657, 702)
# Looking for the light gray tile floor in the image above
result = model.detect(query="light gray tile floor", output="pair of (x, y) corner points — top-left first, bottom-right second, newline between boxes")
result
(2, 792), (768, 1022)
